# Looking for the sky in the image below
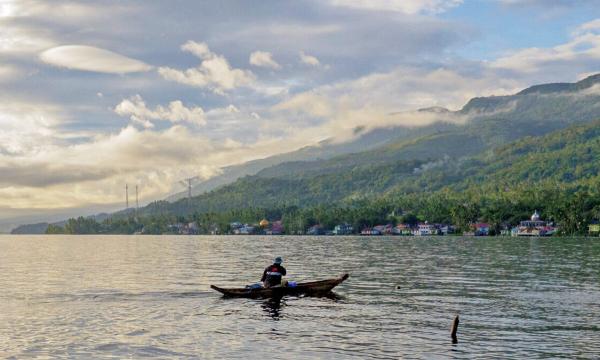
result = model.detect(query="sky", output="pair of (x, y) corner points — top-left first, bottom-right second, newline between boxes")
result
(1, 0), (600, 227)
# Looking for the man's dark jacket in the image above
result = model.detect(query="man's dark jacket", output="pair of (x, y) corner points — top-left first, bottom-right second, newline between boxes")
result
(261, 264), (287, 287)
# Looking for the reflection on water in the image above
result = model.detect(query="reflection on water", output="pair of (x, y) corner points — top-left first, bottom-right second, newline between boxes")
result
(0, 235), (599, 359)
(261, 297), (284, 320)
(257, 292), (343, 321)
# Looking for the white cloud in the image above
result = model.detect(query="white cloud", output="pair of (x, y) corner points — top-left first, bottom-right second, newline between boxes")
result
(1, 0), (112, 19)
(272, 66), (521, 144)
(114, 95), (206, 128)
(158, 41), (255, 94)
(0, 100), (65, 156)
(249, 50), (281, 69)
(0, 126), (211, 208)
(299, 51), (320, 66)
(0, 123), (235, 208)
(491, 23), (600, 74)
(573, 19), (600, 36)
(39, 45), (152, 74)
(0, 1), (135, 54)
(0, 121), (317, 210)
(328, 0), (463, 14)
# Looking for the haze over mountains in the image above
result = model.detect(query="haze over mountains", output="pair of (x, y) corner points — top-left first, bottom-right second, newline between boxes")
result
(10, 74), (600, 233)
(168, 74), (600, 199)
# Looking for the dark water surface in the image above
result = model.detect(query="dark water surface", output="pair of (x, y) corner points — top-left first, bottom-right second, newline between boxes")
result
(1, 235), (599, 359)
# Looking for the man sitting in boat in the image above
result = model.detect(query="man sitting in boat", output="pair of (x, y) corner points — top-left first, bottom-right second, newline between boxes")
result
(261, 257), (287, 288)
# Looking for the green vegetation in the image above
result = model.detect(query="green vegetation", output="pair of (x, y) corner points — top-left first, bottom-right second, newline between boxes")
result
(47, 118), (600, 236)
(163, 74), (600, 202)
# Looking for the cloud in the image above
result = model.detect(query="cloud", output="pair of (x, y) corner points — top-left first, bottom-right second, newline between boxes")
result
(573, 19), (600, 36)
(114, 95), (206, 128)
(0, 0), (117, 19)
(0, 1), (138, 55)
(491, 23), (600, 74)
(0, 162), (117, 187)
(249, 51), (281, 69)
(299, 51), (321, 66)
(328, 0), (463, 14)
(0, 124), (224, 208)
(0, 100), (65, 156)
(39, 45), (152, 74)
(0, 25), (56, 54)
(271, 65), (521, 144)
(0, 119), (328, 210)
(158, 41), (255, 94)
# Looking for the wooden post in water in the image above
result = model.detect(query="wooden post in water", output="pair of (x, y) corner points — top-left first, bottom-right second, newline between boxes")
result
(451, 315), (459, 344)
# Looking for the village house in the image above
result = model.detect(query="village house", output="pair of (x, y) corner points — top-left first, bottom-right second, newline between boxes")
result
(333, 223), (353, 235)
(393, 224), (413, 235)
(360, 227), (382, 235)
(512, 211), (557, 237)
(413, 222), (439, 236)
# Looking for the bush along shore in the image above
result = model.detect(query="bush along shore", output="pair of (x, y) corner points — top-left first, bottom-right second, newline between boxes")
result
(45, 186), (600, 236)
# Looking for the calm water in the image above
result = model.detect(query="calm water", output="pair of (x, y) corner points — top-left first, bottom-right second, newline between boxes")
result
(0, 235), (599, 359)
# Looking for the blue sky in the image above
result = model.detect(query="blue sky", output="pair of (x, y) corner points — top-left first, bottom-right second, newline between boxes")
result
(0, 0), (599, 225)
(446, 1), (600, 59)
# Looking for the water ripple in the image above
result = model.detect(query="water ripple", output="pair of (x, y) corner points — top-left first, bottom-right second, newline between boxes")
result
(0, 235), (599, 359)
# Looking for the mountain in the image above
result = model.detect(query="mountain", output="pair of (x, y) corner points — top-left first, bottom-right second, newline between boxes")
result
(247, 74), (600, 181)
(84, 74), (600, 215)
(516, 73), (600, 95)
(166, 121), (460, 200)
(134, 116), (600, 219)
(38, 116), (600, 235)
(166, 73), (600, 200)
(10, 222), (50, 234)
(13, 74), (600, 233)
(9, 212), (111, 235)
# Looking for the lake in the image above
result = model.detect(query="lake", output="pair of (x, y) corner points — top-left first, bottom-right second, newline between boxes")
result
(0, 235), (599, 359)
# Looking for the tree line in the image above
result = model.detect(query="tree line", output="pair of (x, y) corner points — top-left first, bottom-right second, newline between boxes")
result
(46, 182), (600, 236)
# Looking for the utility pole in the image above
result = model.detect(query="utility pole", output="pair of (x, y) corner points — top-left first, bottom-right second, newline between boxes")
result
(125, 184), (129, 209)
(135, 185), (139, 211)
(179, 177), (196, 208)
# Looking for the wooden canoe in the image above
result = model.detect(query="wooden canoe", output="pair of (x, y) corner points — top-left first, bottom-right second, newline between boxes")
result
(210, 273), (349, 298)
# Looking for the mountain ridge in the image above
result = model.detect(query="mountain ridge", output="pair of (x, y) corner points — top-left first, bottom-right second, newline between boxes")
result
(173, 73), (600, 198)
(13, 73), (600, 233)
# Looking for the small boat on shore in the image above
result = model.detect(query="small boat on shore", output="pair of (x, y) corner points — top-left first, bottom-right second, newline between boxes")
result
(211, 273), (349, 298)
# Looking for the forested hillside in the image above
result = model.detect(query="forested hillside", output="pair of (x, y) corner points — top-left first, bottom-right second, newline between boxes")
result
(44, 118), (600, 235)
(17, 75), (600, 235)
(105, 118), (600, 236)
(169, 74), (600, 199)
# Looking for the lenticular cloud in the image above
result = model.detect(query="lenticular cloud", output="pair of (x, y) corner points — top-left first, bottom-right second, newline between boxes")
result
(40, 45), (152, 74)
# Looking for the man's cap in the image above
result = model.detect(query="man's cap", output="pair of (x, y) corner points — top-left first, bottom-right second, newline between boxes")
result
(274, 256), (283, 264)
